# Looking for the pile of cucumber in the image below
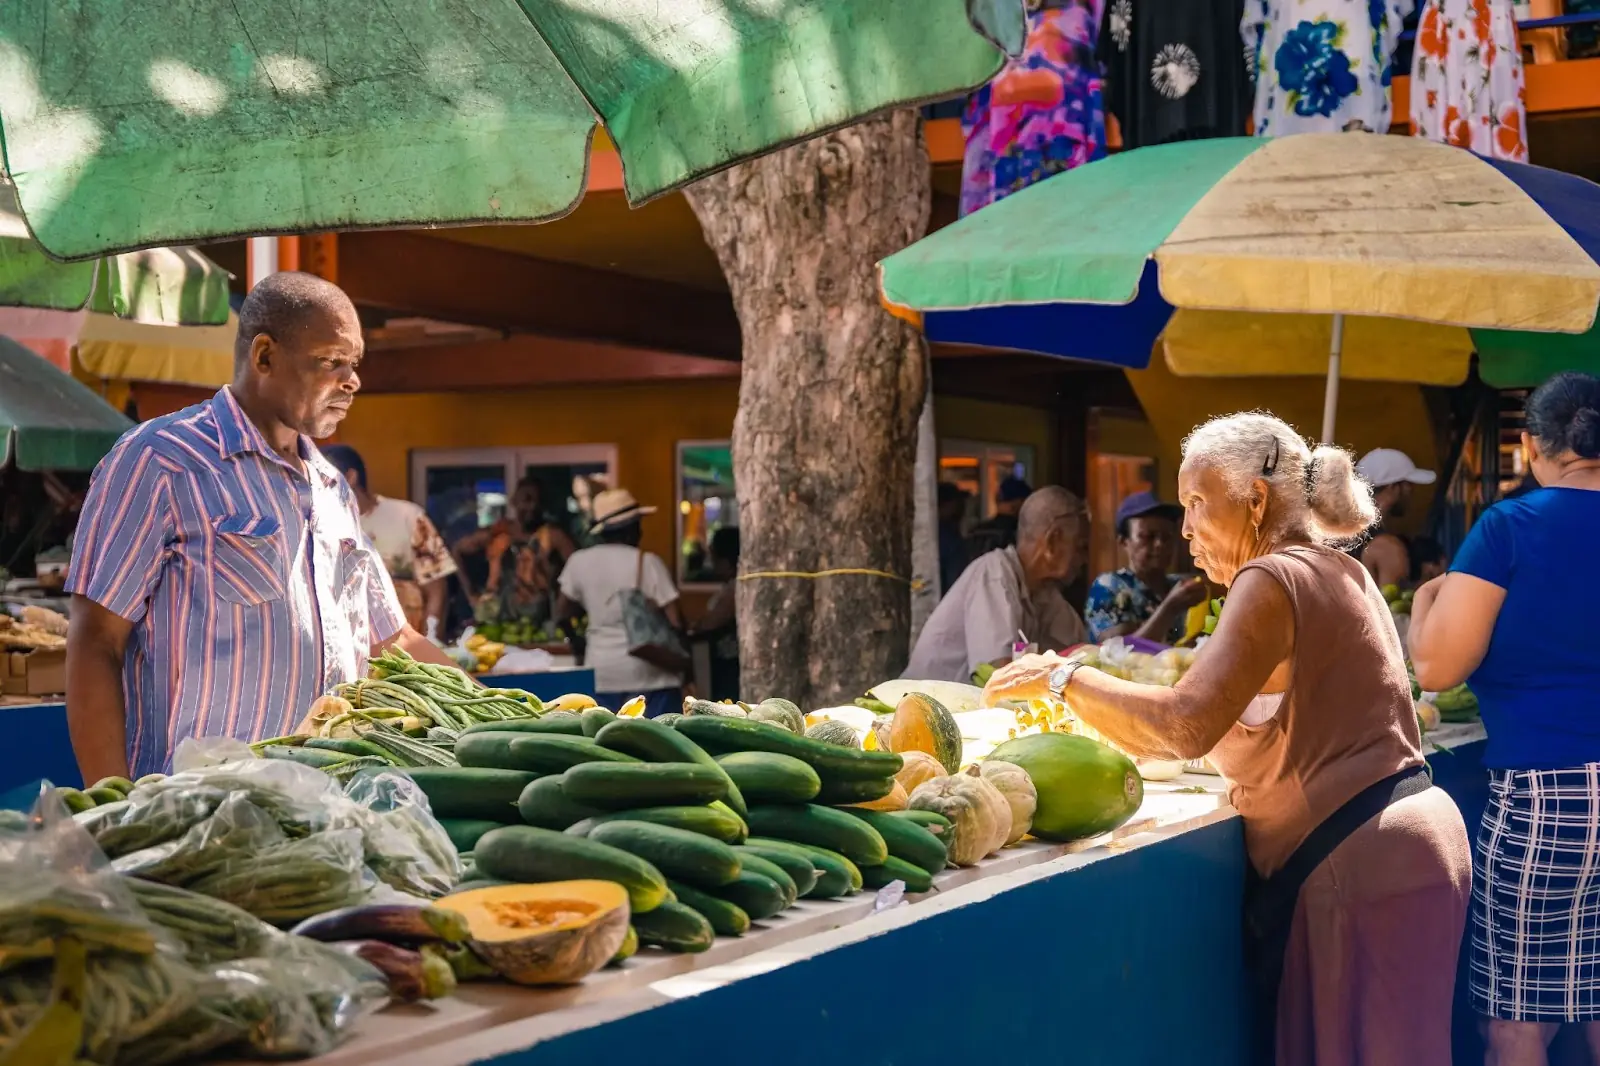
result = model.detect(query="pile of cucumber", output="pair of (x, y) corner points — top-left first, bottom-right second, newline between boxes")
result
(403, 712), (953, 955)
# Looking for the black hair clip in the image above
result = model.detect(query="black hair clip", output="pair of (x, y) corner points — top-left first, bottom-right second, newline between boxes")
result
(1261, 438), (1281, 477)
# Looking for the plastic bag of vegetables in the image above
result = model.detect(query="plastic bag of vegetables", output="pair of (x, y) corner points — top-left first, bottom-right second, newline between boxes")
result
(342, 769), (462, 899)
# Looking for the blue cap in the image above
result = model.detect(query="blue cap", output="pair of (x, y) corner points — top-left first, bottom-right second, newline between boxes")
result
(1115, 490), (1182, 530)
(997, 476), (1032, 502)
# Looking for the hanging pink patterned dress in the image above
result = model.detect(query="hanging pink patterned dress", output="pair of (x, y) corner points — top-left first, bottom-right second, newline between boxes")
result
(1409, 0), (1527, 161)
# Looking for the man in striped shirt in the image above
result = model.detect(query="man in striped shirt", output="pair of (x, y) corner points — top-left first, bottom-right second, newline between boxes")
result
(65, 272), (458, 781)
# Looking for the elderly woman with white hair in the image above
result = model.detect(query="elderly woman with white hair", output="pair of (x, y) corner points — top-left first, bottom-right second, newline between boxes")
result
(985, 412), (1470, 1066)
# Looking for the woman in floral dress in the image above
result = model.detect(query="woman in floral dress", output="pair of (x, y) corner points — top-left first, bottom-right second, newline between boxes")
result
(1245, 0), (1414, 136)
(1410, 0), (1526, 161)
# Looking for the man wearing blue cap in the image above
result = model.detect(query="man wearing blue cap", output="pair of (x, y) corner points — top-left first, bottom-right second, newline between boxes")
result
(1084, 491), (1207, 644)
(967, 476), (1032, 559)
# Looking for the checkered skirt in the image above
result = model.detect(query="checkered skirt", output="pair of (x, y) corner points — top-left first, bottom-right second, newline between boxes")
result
(1471, 767), (1600, 1021)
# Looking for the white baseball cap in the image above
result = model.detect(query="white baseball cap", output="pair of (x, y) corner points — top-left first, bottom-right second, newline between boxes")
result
(1357, 448), (1437, 488)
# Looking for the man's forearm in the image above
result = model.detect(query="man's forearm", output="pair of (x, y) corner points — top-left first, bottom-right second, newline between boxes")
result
(422, 579), (448, 632)
(66, 647), (130, 783)
(379, 625), (482, 682)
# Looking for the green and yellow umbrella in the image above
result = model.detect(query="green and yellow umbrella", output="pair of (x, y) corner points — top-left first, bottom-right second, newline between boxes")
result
(0, 0), (1022, 259)
(879, 133), (1600, 440)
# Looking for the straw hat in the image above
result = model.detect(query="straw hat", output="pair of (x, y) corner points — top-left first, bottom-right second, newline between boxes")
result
(588, 488), (657, 533)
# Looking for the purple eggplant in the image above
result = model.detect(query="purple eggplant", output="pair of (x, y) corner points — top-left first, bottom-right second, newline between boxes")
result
(330, 940), (456, 1001)
(290, 903), (469, 945)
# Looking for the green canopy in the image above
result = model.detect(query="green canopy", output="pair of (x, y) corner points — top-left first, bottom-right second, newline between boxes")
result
(0, 184), (231, 324)
(0, 336), (133, 471)
(0, 0), (1023, 259)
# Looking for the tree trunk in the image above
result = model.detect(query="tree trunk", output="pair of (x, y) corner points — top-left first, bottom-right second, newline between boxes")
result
(685, 110), (931, 708)
(909, 359), (941, 644)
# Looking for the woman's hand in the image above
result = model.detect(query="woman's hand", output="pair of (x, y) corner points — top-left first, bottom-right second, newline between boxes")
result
(1410, 574), (1445, 617)
(982, 652), (1067, 706)
(1163, 575), (1209, 612)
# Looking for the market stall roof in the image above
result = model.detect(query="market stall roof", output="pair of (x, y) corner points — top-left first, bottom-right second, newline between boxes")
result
(76, 311), (236, 388)
(0, 0), (1024, 259)
(0, 334), (133, 470)
(879, 134), (1600, 436)
(0, 184), (231, 325)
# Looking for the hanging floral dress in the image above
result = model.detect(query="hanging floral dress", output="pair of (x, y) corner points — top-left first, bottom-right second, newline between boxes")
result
(960, 0), (1108, 217)
(1409, 0), (1527, 161)
(1245, 0), (1415, 137)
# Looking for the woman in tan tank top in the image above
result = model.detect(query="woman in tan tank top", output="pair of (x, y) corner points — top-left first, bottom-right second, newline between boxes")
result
(986, 412), (1471, 1066)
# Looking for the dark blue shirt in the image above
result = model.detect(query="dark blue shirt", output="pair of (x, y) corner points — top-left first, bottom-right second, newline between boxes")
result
(1451, 487), (1600, 769)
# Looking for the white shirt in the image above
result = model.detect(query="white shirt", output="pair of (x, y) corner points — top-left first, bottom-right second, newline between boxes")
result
(558, 544), (681, 693)
(358, 496), (457, 586)
(904, 547), (1087, 683)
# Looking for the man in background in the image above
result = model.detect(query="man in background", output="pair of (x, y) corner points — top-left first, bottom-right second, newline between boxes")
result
(967, 475), (1032, 558)
(906, 486), (1088, 683)
(1355, 448), (1437, 588)
(323, 444), (457, 638)
(936, 481), (971, 595)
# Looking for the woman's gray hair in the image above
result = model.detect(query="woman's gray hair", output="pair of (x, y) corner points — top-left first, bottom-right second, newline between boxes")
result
(1180, 412), (1377, 544)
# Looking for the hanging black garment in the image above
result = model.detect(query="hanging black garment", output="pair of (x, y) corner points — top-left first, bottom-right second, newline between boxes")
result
(1097, 0), (1252, 148)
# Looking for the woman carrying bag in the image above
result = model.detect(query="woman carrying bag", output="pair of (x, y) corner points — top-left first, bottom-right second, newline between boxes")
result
(556, 488), (688, 717)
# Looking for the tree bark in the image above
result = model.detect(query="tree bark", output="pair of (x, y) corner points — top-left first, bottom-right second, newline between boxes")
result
(685, 110), (931, 708)
(909, 359), (941, 643)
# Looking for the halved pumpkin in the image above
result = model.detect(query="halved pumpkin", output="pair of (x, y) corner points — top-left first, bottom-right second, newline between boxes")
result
(438, 880), (629, 985)
(888, 694), (963, 773)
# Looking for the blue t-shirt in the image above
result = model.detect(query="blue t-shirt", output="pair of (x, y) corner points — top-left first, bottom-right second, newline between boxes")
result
(1451, 487), (1600, 769)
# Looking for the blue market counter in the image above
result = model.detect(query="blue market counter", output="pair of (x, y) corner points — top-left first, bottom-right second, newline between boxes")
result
(0, 668), (596, 792)
(282, 724), (1490, 1066)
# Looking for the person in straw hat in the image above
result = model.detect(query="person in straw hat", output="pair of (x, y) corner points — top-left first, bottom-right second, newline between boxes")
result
(555, 488), (685, 717)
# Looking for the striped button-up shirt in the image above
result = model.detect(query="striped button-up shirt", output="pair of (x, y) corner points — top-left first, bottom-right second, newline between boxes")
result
(67, 387), (404, 777)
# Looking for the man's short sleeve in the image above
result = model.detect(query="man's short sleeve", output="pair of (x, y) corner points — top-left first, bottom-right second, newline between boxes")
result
(1451, 505), (1514, 589)
(408, 507), (458, 585)
(643, 552), (680, 608)
(65, 440), (171, 624)
(964, 565), (1022, 673)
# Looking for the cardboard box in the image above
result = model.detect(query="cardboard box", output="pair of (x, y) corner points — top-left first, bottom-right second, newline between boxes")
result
(1, 648), (66, 697)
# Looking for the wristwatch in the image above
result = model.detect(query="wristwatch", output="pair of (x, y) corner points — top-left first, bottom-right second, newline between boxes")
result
(1047, 661), (1083, 701)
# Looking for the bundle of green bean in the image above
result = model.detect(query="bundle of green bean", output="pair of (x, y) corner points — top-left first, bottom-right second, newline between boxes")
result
(365, 648), (546, 727)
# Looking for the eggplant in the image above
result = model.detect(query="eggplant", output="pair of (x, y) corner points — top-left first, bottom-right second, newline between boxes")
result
(331, 940), (456, 1001)
(290, 902), (469, 945)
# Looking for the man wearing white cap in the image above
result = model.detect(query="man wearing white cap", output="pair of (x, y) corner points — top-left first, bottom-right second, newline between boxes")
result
(1355, 448), (1437, 589)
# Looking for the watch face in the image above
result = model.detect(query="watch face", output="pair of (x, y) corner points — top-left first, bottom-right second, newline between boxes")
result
(1048, 665), (1070, 694)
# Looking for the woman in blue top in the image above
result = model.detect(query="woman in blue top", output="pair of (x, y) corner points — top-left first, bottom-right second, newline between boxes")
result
(1410, 372), (1600, 1065)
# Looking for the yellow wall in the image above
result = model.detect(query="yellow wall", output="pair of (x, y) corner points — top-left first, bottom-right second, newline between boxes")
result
(338, 380), (741, 565)
(1126, 358), (1441, 534)
(933, 395), (1058, 485)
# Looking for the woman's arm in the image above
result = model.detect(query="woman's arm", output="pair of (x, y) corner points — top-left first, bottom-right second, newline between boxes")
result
(985, 568), (1293, 760)
(1408, 573), (1504, 691)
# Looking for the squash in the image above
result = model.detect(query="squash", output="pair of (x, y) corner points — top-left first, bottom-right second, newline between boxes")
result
(439, 880), (630, 985)
(986, 733), (1144, 842)
(907, 769), (1010, 866)
(888, 694), (963, 773)
(545, 694), (599, 714)
(804, 720), (862, 748)
(847, 779), (908, 812)
(893, 750), (944, 796)
(750, 698), (806, 735)
(978, 760), (1037, 845)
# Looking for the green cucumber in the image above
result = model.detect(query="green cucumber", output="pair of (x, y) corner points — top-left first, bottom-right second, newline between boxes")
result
(474, 825), (669, 913)
(565, 805), (746, 843)
(560, 762), (726, 809)
(586, 821), (742, 889)
(886, 809), (952, 836)
(260, 746), (351, 769)
(745, 838), (861, 897)
(84, 786), (129, 806)
(304, 737), (397, 763)
(712, 871), (787, 920)
(633, 899), (714, 953)
(404, 767), (539, 822)
(713, 752), (820, 804)
(56, 788), (95, 815)
(839, 808), (949, 875)
(612, 924), (639, 964)
(517, 775), (605, 830)
(90, 776), (135, 795)
(439, 818), (504, 854)
(675, 716), (903, 782)
(709, 802), (749, 842)
(815, 776), (896, 805)
(457, 732), (639, 773)
(733, 853), (797, 907)
(596, 717), (748, 819)
(735, 844), (818, 898)
(460, 714), (585, 737)
(667, 881), (750, 937)
(860, 855), (934, 894)
(745, 805), (888, 866)
(580, 707), (618, 736)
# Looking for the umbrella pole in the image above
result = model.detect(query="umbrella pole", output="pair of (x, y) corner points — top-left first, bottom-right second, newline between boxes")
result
(1320, 313), (1345, 444)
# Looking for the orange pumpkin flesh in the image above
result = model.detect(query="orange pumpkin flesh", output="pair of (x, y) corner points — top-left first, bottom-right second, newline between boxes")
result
(439, 880), (629, 985)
